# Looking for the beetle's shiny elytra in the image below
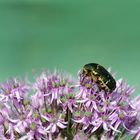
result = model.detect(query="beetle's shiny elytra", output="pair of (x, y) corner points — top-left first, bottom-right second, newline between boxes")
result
(82, 63), (116, 92)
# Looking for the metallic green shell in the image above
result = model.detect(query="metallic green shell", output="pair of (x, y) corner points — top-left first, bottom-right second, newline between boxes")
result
(83, 63), (116, 92)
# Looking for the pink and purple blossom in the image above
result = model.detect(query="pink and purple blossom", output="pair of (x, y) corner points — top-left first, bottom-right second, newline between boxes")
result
(0, 69), (139, 140)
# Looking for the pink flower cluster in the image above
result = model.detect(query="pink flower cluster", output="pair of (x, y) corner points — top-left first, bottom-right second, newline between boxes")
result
(0, 70), (139, 140)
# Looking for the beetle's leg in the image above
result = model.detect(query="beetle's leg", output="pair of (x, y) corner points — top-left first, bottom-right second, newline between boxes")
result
(80, 69), (88, 86)
(80, 75), (86, 86)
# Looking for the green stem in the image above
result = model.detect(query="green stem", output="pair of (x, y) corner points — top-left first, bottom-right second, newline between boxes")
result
(114, 128), (126, 140)
(67, 108), (73, 140)
(13, 103), (20, 115)
(51, 100), (57, 115)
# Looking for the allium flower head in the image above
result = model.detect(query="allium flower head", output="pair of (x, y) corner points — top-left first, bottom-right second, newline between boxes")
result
(0, 78), (29, 103)
(0, 68), (139, 140)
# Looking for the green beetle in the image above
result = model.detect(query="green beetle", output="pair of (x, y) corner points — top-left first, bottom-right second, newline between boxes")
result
(82, 63), (116, 92)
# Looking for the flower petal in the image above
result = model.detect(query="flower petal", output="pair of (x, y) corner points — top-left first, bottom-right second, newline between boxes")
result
(57, 122), (67, 129)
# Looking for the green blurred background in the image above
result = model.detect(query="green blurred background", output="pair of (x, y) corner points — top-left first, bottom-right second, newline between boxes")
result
(0, 0), (140, 95)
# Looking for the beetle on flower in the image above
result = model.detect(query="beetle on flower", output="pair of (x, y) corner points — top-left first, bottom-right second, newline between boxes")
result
(0, 64), (139, 140)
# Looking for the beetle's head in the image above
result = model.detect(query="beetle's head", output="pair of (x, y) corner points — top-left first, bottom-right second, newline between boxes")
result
(83, 63), (97, 72)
